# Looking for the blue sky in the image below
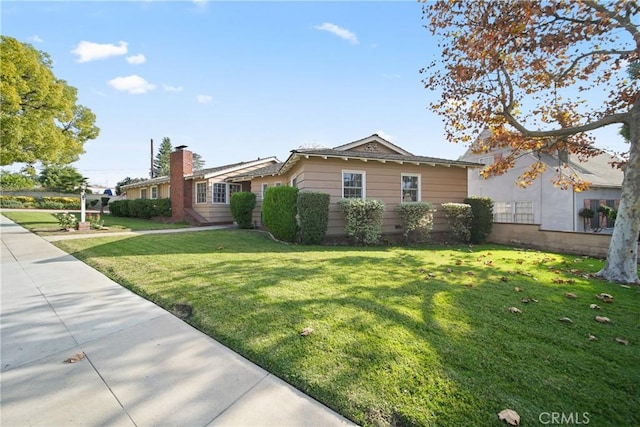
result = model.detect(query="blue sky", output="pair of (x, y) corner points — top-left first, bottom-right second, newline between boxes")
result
(2, 1), (628, 187)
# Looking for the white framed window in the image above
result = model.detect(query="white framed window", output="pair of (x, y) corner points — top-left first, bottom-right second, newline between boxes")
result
(342, 170), (365, 199)
(291, 176), (298, 188)
(196, 182), (207, 204)
(213, 183), (227, 204)
(514, 201), (534, 223)
(275, 182), (282, 187)
(401, 173), (421, 202)
(150, 186), (158, 199)
(140, 188), (148, 199)
(261, 183), (269, 199)
(494, 201), (512, 222)
(229, 183), (241, 200)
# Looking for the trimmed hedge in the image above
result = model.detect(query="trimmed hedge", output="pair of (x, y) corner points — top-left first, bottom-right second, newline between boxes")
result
(464, 196), (494, 243)
(396, 202), (436, 243)
(230, 192), (257, 229)
(442, 203), (472, 243)
(337, 198), (385, 246)
(0, 195), (80, 209)
(262, 186), (299, 242)
(297, 192), (330, 244)
(108, 198), (171, 219)
(41, 196), (80, 209)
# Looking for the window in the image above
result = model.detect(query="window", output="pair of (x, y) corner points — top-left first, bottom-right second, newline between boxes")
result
(493, 201), (534, 223)
(514, 201), (534, 223)
(261, 183), (268, 199)
(213, 183), (227, 204)
(140, 188), (148, 199)
(275, 182), (282, 187)
(229, 183), (241, 199)
(291, 176), (298, 188)
(342, 171), (365, 199)
(401, 174), (420, 202)
(494, 201), (512, 222)
(196, 182), (207, 204)
(150, 186), (158, 200)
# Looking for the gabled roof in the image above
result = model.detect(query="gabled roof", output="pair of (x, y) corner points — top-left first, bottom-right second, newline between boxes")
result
(537, 152), (623, 188)
(120, 175), (170, 190)
(228, 163), (284, 181)
(187, 157), (279, 180)
(333, 134), (413, 155)
(279, 148), (481, 175)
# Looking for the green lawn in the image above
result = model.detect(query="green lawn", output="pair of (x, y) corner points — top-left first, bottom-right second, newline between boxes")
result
(51, 229), (639, 426)
(1, 210), (190, 234)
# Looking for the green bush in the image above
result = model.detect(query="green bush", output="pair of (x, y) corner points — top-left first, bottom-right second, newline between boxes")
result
(230, 192), (257, 229)
(464, 196), (494, 243)
(297, 192), (330, 244)
(0, 198), (25, 208)
(396, 202), (436, 243)
(39, 200), (65, 210)
(153, 198), (172, 217)
(109, 200), (129, 217)
(262, 186), (299, 242)
(338, 198), (385, 246)
(128, 199), (156, 219)
(40, 196), (81, 209)
(442, 203), (472, 242)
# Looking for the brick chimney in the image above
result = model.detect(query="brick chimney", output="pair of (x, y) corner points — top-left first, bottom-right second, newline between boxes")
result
(170, 146), (193, 222)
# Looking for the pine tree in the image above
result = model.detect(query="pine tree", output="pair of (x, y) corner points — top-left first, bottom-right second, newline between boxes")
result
(153, 137), (172, 177)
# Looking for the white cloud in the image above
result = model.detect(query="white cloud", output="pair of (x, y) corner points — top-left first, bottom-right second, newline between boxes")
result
(71, 41), (128, 63)
(29, 35), (43, 43)
(126, 54), (146, 65)
(196, 94), (213, 104)
(374, 130), (395, 142)
(108, 75), (156, 94)
(313, 23), (358, 45)
(163, 84), (184, 93)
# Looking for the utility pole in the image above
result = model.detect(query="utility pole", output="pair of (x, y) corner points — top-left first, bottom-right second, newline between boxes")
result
(150, 138), (154, 178)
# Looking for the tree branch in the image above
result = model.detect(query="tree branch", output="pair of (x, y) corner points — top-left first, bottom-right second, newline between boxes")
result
(501, 110), (630, 138)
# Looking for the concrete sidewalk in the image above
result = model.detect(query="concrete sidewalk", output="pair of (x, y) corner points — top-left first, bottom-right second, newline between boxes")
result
(0, 215), (354, 426)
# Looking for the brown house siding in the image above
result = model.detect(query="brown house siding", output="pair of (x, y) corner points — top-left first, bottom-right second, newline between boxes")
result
(252, 158), (468, 237)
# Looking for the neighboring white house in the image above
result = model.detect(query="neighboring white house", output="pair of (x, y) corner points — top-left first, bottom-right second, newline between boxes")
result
(460, 131), (624, 233)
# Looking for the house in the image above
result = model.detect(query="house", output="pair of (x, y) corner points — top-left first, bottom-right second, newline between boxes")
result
(460, 130), (624, 233)
(123, 134), (481, 237)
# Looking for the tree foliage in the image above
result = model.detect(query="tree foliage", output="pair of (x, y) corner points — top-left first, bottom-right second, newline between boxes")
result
(153, 137), (173, 177)
(192, 152), (206, 171)
(422, 1), (639, 283)
(115, 176), (146, 196)
(39, 164), (86, 193)
(0, 36), (99, 166)
(0, 169), (38, 190)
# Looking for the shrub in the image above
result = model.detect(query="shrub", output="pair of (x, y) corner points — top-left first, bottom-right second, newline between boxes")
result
(464, 196), (494, 243)
(0, 198), (25, 208)
(337, 198), (385, 245)
(152, 198), (172, 217)
(262, 186), (299, 242)
(40, 196), (80, 209)
(86, 213), (104, 230)
(230, 192), (257, 229)
(109, 200), (129, 217)
(53, 212), (77, 229)
(442, 203), (472, 243)
(297, 192), (330, 244)
(396, 202), (436, 243)
(128, 199), (155, 219)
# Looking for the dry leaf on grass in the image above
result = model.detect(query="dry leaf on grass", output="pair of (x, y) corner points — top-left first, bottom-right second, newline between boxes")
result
(620, 284), (631, 289)
(595, 316), (611, 324)
(498, 408), (520, 426)
(445, 268), (453, 273)
(63, 353), (85, 364)
(455, 260), (463, 266)
(301, 327), (314, 336)
(559, 317), (573, 323)
(564, 292), (577, 299)
(615, 337), (629, 345)
(588, 333), (598, 341)
(466, 271), (475, 276)
(589, 304), (601, 310)
(596, 293), (614, 302)
(514, 287), (523, 292)
(500, 276), (509, 282)
(508, 306), (522, 314)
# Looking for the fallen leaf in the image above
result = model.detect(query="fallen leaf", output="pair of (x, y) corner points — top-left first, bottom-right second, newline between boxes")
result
(564, 292), (577, 299)
(615, 337), (629, 345)
(588, 333), (598, 341)
(466, 271), (474, 276)
(595, 316), (611, 324)
(418, 268), (426, 273)
(455, 260), (463, 266)
(589, 304), (601, 309)
(514, 287), (523, 292)
(508, 306), (522, 314)
(596, 293), (614, 300)
(63, 353), (85, 364)
(485, 260), (494, 267)
(559, 317), (573, 323)
(428, 273), (436, 278)
(620, 284), (631, 289)
(521, 298), (530, 304)
(500, 276), (509, 282)
(445, 268), (453, 273)
(498, 408), (520, 426)
(301, 327), (314, 336)
(552, 278), (576, 284)
(217, 246), (225, 250)
(516, 259), (524, 264)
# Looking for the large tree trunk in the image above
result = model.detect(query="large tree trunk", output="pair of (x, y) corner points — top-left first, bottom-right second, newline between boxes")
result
(597, 100), (640, 284)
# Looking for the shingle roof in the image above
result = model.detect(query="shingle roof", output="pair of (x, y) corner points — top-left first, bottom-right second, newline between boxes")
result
(538, 152), (623, 188)
(120, 176), (170, 190)
(228, 163), (284, 181)
(287, 148), (481, 167)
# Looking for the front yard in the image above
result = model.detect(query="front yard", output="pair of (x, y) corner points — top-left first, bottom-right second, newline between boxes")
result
(49, 228), (640, 426)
